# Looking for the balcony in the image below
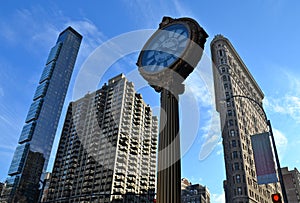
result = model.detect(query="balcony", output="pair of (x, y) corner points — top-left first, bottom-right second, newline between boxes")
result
(115, 174), (126, 182)
(131, 145), (139, 151)
(127, 182), (136, 189)
(114, 188), (124, 194)
(140, 175), (148, 181)
(119, 140), (128, 147)
(143, 141), (150, 146)
(122, 124), (130, 130)
(115, 168), (126, 176)
(141, 166), (149, 172)
(119, 137), (129, 144)
(117, 156), (127, 164)
(127, 165), (137, 172)
(119, 145), (128, 153)
(114, 181), (125, 188)
(129, 156), (137, 162)
(127, 176), (136, 183)
(129, 149), (138, 156)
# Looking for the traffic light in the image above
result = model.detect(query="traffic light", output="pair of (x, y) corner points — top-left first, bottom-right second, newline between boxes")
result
(271, 193), (282, 203)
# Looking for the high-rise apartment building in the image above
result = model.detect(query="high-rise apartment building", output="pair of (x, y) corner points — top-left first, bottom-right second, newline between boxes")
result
(282, 167), (300, 202)
(211, 35), (280, 203)
(46, 74), (158, 203)
(1, 27), (82, 202)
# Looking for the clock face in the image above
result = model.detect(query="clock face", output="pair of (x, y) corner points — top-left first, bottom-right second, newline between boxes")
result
(140, 23), (190, 73)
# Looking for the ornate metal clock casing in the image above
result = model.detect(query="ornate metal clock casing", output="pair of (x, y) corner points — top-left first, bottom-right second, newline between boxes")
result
(137, 16), (208, 91)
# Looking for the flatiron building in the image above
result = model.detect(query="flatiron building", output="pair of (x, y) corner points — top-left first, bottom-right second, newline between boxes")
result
(211, 35), (280, 203)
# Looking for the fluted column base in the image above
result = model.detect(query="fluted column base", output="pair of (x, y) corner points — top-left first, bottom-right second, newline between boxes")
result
(157, 88), (181, 203)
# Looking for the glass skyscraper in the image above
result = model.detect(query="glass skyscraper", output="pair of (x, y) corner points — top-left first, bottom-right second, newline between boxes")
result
(0, 27), (82, 202)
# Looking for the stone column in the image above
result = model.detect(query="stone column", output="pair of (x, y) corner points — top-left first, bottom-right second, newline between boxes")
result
(157, 84), (183, 203)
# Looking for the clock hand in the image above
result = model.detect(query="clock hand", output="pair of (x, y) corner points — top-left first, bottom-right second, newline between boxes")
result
(176, 30), (186, 38)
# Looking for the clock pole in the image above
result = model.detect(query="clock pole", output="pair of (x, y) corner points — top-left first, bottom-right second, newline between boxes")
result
(156, 76), (184, 203)
(136, 16), (208, 203)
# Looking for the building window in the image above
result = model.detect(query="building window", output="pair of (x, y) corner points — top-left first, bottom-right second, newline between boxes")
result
(236, 174), (241, 183)
(232, 140), (237, 147)
(237, 187), (242, 195)
(234, 162), (239, 170)
(218, 49), (223, 57)
(221, 58), (226, 64)
(228, 119), (234, 127)
(230, 129), (235, 136)
(225, 92), (230, 98)
(226, 101), (230, 108)
(232, 151), (238, 159)
(224, 83), (229, 90)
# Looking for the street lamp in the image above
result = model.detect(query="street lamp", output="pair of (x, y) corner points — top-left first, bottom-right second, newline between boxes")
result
(227, 95), (288, 203)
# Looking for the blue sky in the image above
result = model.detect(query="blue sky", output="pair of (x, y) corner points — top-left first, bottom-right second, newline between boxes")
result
(1, 1), (300, 202)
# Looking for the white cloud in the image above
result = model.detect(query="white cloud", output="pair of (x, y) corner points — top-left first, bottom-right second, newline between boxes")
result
(4, 8), (60, 51)
(265, 70), (300, 123)
(199, 110), (222, 160)
(185, 73), (213, 107)
(0, 7), (106, 61)
(272, 128), (288, 160)
(184, 45), (215, 106)
(284, 70), (300, 94)
(121, 0), (194, 28)
(211, 192), (225, 203)
(183, 65), (224, 160)
(265, 95), (300, 123)
(173, 0), (194, 16)
(120, 0), (160, 27)
(0, 7), (108, 102)
(65, 19), (106, 60)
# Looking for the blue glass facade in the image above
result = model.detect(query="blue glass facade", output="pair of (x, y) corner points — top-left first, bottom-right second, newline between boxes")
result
(33, 81), (49, 100)
(1, 27), (82, 202)
(25, 98), (44, 123)
(18, 122), (36, 144)
(39, 61), (56, 83)
(7, 144), (30, 176)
